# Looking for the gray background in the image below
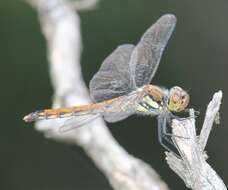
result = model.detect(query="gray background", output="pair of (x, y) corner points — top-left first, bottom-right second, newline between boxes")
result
(0, 0), (227, 189)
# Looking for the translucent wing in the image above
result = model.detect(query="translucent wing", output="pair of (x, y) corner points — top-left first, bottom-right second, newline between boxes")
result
(89, 15), (176, 102)
(129, 14), (176, 87)
(89, 44), (135, 102)
(102, 90), (142, 122)
(103, 112), (132, 123)
(59, 114), (101, 133)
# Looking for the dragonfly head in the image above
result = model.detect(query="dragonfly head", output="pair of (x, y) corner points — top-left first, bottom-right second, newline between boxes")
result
(167, 86), (189, 112)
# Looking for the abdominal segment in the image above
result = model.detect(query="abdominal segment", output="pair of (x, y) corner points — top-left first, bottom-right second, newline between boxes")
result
(23, 103), (106, 123)
(23, 96), (123, 123)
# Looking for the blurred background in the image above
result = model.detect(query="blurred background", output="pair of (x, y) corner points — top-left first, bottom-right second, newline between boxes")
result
(0, 0), (227, 189)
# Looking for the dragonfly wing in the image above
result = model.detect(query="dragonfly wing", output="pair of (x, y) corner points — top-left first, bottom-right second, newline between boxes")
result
(103, 91), (141, 122)
(103, 112), (133, 123)
(129, 14), (176, 87)
(89, 44), (135, 102)
(89, 15), (176, 100)
(59, 113), (101, 133)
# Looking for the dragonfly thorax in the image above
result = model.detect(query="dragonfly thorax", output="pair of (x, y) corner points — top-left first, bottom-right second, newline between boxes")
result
(138, 85), (189, 114)
(136, 95), (163, 115)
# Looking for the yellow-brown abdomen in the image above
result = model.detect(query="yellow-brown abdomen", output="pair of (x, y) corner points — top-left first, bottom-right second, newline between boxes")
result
(23, 98), (117, 123)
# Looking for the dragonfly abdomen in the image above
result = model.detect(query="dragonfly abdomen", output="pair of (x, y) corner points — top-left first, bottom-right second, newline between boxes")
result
(23, 108), (77, 122)
(23, 102), (109, 123)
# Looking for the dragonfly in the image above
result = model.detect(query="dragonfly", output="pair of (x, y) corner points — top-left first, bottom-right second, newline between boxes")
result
(23, 14), (189, 155)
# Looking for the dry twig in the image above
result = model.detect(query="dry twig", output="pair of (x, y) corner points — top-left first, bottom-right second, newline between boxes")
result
(166, 91), (226, 190)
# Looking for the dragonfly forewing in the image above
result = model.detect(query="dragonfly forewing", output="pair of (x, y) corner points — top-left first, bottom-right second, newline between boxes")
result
(129, 14), (176, 87)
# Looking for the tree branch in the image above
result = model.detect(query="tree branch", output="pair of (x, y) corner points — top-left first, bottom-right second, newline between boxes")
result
(26, 0), (169, 189)
(166, 91), (227, 190)
(199, 92), (222, 150)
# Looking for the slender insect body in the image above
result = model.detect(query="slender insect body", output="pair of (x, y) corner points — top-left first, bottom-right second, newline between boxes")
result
(23, 14), (190, 155)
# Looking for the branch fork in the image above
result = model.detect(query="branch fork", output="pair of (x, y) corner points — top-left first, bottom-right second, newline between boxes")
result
(166, 91), (226, 190)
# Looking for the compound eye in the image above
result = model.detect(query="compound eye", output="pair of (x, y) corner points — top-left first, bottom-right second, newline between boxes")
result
(172, 93), (180, 104)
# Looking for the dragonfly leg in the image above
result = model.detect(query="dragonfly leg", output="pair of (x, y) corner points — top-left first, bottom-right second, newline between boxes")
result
(163, 114), (190, 139)
(170, 111), (198, 121)
(162, 129), (189, 139)
(184, 108), (200, 116)
(157, 114), (181, 157)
